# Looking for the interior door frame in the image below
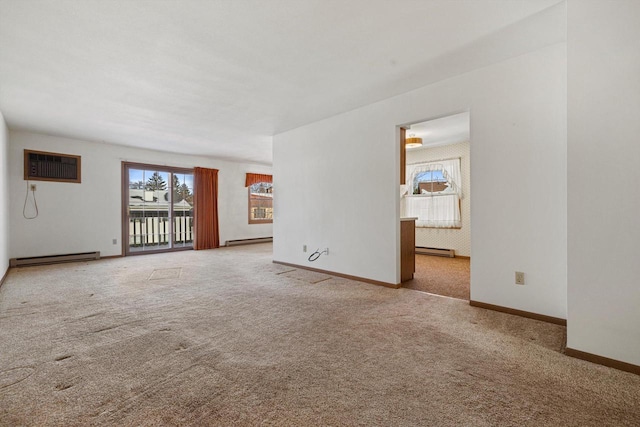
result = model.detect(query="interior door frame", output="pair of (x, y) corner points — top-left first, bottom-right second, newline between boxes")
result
(121, 161), (194, 256)
(396, 110), (471, 286)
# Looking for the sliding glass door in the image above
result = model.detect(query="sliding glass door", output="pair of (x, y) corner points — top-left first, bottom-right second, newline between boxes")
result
(123, 163), (194, 255)
(172, 171), (195, 249)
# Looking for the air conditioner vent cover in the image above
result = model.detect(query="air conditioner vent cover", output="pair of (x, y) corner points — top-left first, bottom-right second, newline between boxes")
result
(24, 149), (81, 183)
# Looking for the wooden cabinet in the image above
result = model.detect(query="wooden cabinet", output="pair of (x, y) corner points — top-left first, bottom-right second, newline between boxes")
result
(401, 218), (416, 282)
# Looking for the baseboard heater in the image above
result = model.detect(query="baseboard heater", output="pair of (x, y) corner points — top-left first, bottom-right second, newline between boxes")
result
(10, 251), (101, 267)
(415, 247), (455, 258)
(225, 237), (273, 247)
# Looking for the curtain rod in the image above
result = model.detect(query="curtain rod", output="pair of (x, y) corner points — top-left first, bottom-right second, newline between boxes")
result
(406, 156), (461, 166)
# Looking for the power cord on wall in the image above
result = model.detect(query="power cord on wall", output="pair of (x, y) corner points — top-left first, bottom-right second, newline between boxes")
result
(308, 248), (329, 262)
(23, 181), (39, 219)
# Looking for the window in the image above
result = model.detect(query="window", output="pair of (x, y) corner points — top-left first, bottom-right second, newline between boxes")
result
(403, 158), (462, 228)
(246, 173), (273, 224)
(248, 182), (273, 224)
(413, 169), (449, 194)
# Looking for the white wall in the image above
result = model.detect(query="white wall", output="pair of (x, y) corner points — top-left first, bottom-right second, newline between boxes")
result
(567, 0), (640, 365)
(406, 141), (471, 257)
(274, 108), (399, 284)
(8, 131), (272, 258)
(0, 112), (9, 277)
(274, 42), (567, 318)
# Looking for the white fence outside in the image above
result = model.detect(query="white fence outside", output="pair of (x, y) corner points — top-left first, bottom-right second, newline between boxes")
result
(129, 216), (193, 248)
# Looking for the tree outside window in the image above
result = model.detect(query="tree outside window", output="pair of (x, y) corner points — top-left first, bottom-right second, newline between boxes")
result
(145, 171), (167, 191)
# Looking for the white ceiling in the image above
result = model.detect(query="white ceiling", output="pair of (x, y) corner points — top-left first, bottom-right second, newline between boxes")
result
(406, 112), (470, 150)
(0, 0), (562, 164)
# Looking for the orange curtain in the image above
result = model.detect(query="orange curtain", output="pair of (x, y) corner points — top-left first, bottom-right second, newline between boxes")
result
(245, 173), (272, 187)
(194, 167), (220, 250)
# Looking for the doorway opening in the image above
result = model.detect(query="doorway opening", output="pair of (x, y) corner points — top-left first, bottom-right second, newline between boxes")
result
(400, 112), (470, 300)
(122, 162), (194, 256)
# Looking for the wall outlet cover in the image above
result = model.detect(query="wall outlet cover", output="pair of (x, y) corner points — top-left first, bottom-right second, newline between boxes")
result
(515, 271), (525, 285)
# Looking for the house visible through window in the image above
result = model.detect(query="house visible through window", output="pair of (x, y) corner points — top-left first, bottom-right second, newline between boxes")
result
(249, 182), (273, 223)
(413, 169), (449, 194)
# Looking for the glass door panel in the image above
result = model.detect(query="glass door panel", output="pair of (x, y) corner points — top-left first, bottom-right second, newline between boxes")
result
(124, 163), (193, 255)
(172, 172), (194, 249)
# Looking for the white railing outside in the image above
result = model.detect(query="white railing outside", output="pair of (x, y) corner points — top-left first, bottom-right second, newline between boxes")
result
(129, 215), (193, 248)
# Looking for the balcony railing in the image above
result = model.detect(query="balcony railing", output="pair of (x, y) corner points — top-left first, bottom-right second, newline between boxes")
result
(129, 216), (193, 248)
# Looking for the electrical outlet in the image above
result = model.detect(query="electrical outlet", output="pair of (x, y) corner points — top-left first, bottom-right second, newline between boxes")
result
(325, 247), (329, 256)
(112, 238), (118, 245)
(303, 245), (307, 253)
(515, 271), (525, 285)
(30, 184), (37, 191)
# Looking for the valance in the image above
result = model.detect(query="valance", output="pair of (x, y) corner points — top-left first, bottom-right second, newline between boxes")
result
(407, 158), (461, 196)
(245, 173), (272, 187)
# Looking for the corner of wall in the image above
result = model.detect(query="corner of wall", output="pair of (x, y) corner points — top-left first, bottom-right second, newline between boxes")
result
(0, 111), (9, 279)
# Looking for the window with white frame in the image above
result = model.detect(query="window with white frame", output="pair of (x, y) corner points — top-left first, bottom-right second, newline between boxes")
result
(248, 182), (273, 223)
(402, 158), (462, 228)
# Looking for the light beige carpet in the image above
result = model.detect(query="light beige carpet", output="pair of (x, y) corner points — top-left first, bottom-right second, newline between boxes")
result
(0, 243), (639, 426)
(403, 255), (470, 300)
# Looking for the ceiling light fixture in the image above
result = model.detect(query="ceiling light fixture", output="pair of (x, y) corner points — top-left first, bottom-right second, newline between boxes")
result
(405, 134), (423, 148)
